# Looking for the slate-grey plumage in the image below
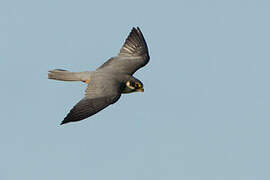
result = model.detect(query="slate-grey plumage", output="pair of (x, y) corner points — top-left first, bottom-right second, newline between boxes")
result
(48, 27), (150, 125)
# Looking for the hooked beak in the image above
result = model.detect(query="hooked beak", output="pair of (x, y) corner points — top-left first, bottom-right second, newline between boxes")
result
(136, 88), (144, 92)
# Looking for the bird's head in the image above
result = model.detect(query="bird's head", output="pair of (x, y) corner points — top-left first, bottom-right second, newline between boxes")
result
(122, 77), (144, 94)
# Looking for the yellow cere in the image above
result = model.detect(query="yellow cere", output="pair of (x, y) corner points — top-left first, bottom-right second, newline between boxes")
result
(136, 83), (142, 88)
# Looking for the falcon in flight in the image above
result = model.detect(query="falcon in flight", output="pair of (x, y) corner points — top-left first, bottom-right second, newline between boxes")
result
(48, 27), (150, 125)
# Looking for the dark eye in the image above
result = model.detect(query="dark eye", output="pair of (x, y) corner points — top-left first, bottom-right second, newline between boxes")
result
(131, 82), (136, 87)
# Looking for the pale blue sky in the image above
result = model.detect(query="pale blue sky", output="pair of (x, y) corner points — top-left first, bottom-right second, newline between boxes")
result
(1, 0), (270, 179)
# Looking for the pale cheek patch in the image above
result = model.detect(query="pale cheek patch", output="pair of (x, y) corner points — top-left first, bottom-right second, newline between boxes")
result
(126, 81), (135, 89)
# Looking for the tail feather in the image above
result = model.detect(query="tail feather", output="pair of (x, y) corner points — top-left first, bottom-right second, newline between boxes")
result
(48, 69), (91, 82)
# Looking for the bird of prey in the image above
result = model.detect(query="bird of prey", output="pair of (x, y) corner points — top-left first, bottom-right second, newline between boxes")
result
(48, 27), (149, 125)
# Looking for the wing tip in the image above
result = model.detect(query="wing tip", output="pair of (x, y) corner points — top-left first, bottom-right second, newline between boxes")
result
(133, 26), (142, 34)
(60, 119), (69, 125)
(60, 115), (74, 125)
(131, 26), (143, 37)
(119, 26), (148, 56)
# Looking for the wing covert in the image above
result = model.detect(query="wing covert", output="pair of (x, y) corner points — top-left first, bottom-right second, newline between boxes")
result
(97, 27), (149, 75)
(61, 75), (121, 124)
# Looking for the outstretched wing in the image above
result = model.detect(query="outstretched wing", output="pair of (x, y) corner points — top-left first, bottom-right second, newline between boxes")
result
(61, 75), (121, 125)
(97, 27), (150, 75)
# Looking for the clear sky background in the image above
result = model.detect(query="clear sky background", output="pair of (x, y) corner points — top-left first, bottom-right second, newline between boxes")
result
(1, 0), (270, 179)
